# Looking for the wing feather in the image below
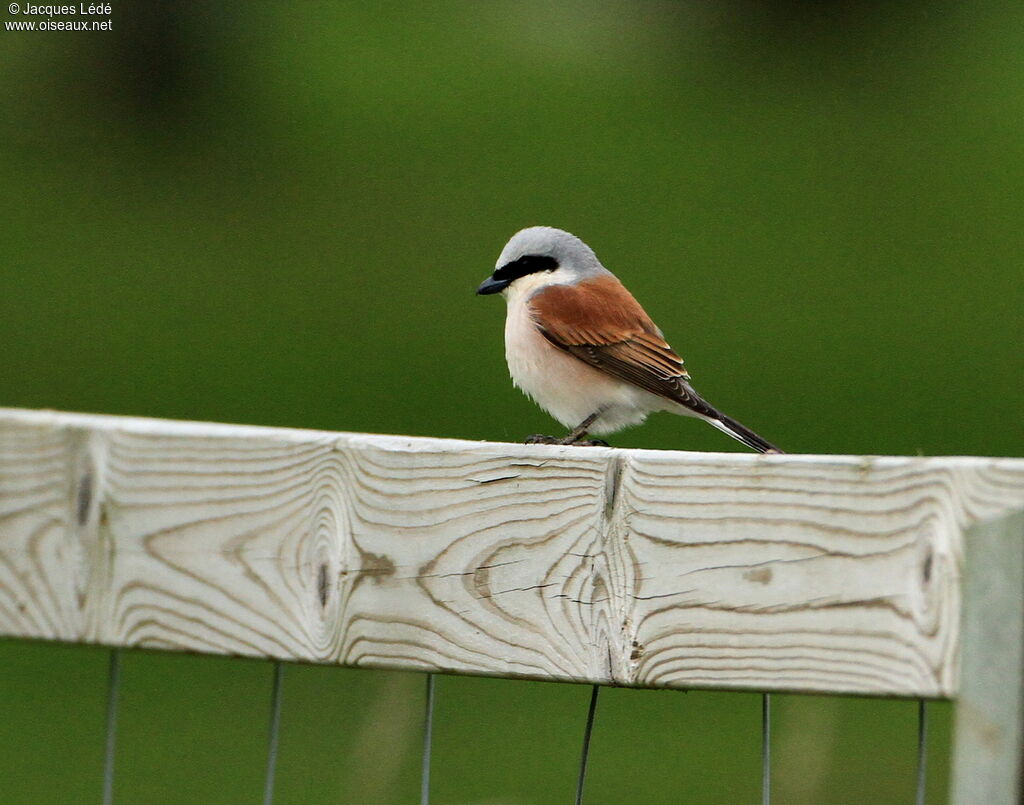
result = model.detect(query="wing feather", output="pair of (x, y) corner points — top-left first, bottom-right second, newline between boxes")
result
(528, 276), (719, 418)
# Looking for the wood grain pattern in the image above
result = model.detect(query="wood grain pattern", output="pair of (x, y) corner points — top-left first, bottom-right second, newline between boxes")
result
(1, 408), (1023, 698)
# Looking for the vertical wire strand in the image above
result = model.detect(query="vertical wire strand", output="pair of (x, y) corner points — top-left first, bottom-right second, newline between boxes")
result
(915, 699), (928, 805)
(762, 693), (771, 805)
(102, 649), (122, 805)
(263, 661), (285, 805)
(421, 673), (436, 805)
(574, 685), (601, 805)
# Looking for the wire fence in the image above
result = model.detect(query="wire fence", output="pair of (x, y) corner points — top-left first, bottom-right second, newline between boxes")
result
(90, 648), (935, 805)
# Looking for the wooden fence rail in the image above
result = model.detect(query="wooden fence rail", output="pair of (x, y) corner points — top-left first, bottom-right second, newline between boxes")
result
(1, 408), (1023, 802)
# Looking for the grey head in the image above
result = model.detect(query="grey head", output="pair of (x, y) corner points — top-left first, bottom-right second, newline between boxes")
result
(476, 226), (609, 295)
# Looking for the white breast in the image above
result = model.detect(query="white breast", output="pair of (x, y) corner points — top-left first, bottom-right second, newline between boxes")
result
(502, 285), (660, 435)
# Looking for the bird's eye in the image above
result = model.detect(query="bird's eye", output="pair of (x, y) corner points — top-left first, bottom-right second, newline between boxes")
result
(494, 254), (558, 282)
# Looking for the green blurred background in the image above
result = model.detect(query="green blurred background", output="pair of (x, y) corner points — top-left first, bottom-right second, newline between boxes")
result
(2, 1), (1022, 802)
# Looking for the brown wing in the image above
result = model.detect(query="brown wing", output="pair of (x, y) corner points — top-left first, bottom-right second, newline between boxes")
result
(528, 276), (720, 418)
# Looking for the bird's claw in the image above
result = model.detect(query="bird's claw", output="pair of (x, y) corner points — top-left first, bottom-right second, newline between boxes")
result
(525, 434), (609, 447)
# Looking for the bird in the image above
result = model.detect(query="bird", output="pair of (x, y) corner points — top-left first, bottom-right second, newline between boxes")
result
(476, 226), (782, 453)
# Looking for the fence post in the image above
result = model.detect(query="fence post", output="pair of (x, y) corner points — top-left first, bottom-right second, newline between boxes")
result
(950, 511), (1024, 805)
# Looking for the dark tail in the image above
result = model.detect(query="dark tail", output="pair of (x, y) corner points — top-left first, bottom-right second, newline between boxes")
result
(708, 413), (784, 454)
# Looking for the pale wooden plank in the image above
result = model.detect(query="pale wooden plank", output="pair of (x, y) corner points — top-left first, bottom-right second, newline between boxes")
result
(1, 408), (1023, 698)
(949, 511), (1024, 805)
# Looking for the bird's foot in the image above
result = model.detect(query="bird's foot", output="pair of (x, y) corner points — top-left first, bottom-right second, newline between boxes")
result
(525, 434), (609, 447)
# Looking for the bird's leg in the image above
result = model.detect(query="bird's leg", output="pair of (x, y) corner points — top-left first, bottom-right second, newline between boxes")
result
(557, 412), (607, 446)
(559, 413), (598, 444)
(526, 412), (609, 447)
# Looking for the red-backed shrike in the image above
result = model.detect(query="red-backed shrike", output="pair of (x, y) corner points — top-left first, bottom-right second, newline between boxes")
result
(477, 226), (782, 452)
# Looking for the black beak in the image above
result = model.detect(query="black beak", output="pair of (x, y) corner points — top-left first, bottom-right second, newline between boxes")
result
(476, 276), (509, 295)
